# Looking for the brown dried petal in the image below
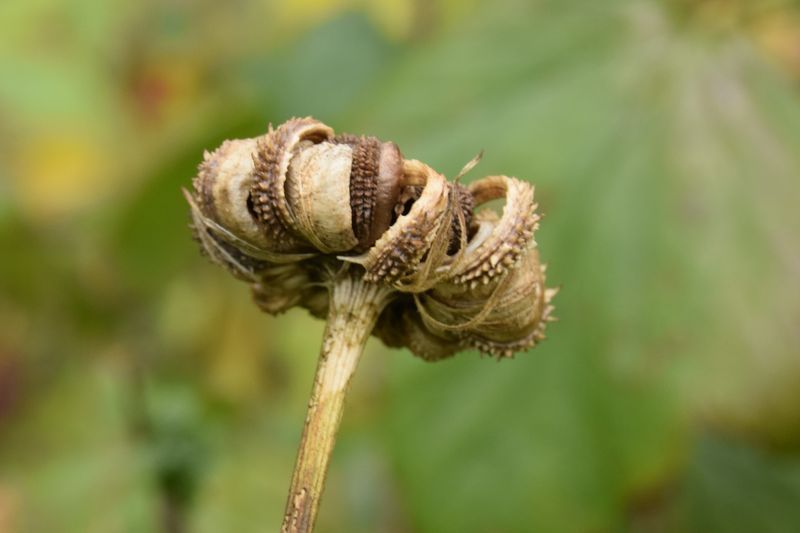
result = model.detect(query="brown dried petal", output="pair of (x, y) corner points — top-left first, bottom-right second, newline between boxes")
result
(251, 263), (314, 314)
(374, 297), (461, 361)
(449, 183), (474, 253)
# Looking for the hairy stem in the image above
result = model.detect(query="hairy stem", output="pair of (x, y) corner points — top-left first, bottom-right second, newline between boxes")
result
(281, 274), (393, 533)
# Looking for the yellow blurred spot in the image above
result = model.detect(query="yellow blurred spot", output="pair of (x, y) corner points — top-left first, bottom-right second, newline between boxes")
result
(365, 0), (415, 41)
(11, 133), (110, 220)
(269, 0), (422, 42)
(273, 0), (353, 36)
(753, 11), (800, 79)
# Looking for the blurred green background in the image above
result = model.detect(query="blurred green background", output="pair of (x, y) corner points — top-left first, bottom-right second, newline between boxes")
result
(2, 0), (800, 531)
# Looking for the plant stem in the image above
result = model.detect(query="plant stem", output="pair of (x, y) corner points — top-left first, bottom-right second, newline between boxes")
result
(281, 274), (392, 533)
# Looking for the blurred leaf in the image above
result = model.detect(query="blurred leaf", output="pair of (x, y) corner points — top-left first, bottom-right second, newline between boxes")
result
(668, 434), (800, 533)
(238, 12), (397, 123)
(0, 362), (158, 532)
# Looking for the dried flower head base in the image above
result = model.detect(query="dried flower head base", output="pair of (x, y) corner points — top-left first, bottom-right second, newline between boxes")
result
(185, 117), (556, 532)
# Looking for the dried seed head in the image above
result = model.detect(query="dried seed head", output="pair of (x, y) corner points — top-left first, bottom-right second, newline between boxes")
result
(187, 116), (556, 361)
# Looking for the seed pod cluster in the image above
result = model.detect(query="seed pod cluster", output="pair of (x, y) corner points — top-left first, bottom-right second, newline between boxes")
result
(187, 117), (556, 359)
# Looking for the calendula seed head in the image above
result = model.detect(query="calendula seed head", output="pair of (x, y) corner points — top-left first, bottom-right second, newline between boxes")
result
(187, 116), (556, 360)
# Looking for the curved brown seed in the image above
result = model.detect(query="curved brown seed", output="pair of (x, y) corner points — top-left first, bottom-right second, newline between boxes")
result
(449, 175), (539, 288)
(334, 134), (380, 247)
(358, 165), (449, 286)
(334, 134), (403, 250)
(251, 117), (333, 250)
